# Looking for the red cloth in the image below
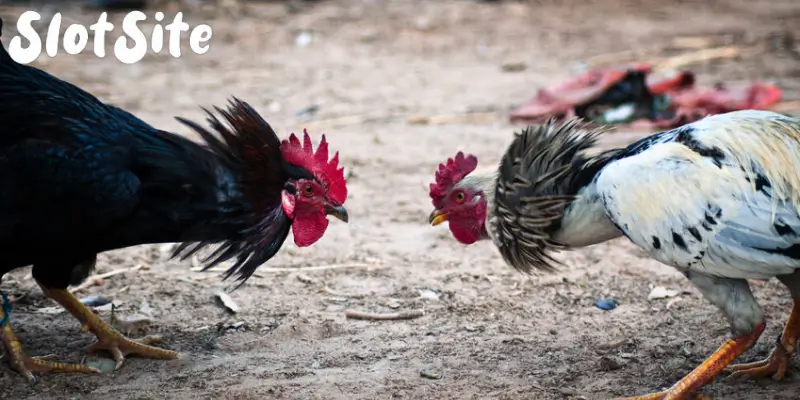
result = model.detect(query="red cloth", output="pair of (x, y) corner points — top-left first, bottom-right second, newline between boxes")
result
(509, 63), (782, 129)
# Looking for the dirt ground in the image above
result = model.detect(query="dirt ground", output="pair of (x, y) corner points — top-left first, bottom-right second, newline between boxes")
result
(0, 0), (799, 399)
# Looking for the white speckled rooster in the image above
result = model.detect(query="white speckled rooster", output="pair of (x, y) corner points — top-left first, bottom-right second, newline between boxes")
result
(428, 110), (800, 400)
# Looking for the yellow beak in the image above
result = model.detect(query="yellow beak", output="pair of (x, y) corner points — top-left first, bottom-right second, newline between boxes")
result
(428, 210), (448, 226)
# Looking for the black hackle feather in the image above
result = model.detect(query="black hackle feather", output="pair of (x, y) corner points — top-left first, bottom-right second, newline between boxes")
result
(173, 98), (292, 286)
(489, 118), (618, 274)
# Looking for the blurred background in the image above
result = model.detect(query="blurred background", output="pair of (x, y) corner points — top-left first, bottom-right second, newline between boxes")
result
(0, 1), (798, 399)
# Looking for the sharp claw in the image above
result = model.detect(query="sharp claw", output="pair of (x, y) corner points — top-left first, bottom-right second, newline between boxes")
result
(136, 335), (163, 345)
(725, 342), (790, 381)
(28, 288), (178, 378)
(111, 348), (124, 370)
(24, 372), (36, 386)
(2, 321), (99, 384)
(9, 354), (101, 383)
(83, 333), (178, 370)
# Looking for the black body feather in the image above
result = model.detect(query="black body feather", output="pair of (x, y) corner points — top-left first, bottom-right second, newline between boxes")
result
(0, 22), (296, 288)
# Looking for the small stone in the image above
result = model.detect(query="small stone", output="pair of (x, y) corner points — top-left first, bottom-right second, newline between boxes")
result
(139, 298), (154, 316)
(35, 306), (64, 314)
(296, 105), (319, 119)
(648, 286), (680, 300)
(502, 337), (525, 345)
(418, 289), (441, 301)
(597, 356), (622, 371)
(215, 291), (240, 314)
(267, 101), (281, 113)
(295, 31), (312, 47)
(501, 62), (527, 72)
(79, 295), (111, 307)
(84, 357), (117, 373)
(420, 368), (442, 380)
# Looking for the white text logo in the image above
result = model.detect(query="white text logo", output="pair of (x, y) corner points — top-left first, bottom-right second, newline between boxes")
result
(8, 11), (213, 65)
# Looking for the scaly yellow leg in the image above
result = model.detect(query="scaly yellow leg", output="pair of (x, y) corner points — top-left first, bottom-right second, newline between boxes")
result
(615, 322), (765, 400)
(0, 294), (99, 384)
(39, 286), (178, 370)
(726, 298), (800, 380)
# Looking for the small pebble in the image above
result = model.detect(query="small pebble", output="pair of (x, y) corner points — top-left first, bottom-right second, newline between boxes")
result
(267, 101), (282, 113)
(420, 368), (442, 380)
(648, 286), (680, 300)
(502, 337), (525, 345)
(296, 274), (314, 284)
(418, 289), (441, 301)
(557, 388), (579, 396)
(501, 61), (527, 72)
(79, 295), (112, 308)
(296, 105), (319, 119)
(594, 298), (619, 311)
(295, 31), (312, 47)
(215, 291), (240, 314)
(85, 357), (117, 373)
(597, 356), (622, 371)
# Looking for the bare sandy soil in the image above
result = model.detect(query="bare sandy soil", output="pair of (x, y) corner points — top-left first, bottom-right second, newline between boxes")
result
(0, 0), (799, 399)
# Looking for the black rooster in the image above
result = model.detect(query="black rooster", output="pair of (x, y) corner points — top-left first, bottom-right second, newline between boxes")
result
(0, 18), (349, 383)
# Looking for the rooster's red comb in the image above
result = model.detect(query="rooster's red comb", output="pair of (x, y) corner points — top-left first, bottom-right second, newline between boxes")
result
(281, 129), (347, 204)
(429, 151), (478, 208)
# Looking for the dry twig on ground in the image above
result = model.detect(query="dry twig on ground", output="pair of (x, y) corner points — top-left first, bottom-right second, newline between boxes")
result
(69, 264), (144, 294)
(344, 309), (424, 321)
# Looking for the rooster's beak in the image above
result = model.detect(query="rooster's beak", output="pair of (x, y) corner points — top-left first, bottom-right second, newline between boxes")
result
(325, 204), (349, 223)
(428, 210), (448, 226)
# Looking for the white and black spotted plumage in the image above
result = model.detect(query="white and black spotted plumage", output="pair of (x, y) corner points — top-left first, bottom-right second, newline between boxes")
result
(490, 110), (800, 339)
(596, 111), (800, 281)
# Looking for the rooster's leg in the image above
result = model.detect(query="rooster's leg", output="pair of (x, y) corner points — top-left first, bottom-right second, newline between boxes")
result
(725, 298), (800, 380)
(616, 274), (766, 400)
(726, 272), (800, 381)
(38, 285), (178, 370)
(614, 324), (763, 400)
(0, 293), (99, 384)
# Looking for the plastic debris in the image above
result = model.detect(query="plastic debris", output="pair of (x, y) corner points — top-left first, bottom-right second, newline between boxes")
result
(594, 298), (619, 311)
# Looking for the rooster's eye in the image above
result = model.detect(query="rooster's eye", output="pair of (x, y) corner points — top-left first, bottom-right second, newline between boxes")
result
(303, 185), (314, 196)
(455, 192), (465, 203)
